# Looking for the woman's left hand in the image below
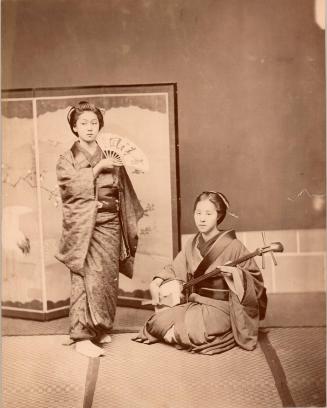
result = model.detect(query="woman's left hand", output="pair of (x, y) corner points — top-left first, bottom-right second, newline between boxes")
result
(218, 265), (238, 276)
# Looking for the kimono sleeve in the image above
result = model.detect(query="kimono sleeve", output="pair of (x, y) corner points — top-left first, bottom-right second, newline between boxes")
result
(226, 240), (268, 332)
(56, 154), (95, 202)
(219, 239), (266, 349)
(55, 154), (98, 273)
(233, 240), (267, 319)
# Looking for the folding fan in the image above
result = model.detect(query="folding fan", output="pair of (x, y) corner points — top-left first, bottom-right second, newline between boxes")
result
(97, 132), (149, 172)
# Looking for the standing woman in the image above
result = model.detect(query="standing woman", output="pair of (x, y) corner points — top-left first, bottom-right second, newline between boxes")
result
(56, 101), (143, 357)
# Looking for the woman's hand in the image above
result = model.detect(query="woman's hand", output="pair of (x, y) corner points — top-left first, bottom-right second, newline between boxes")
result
(218, 265), (238, 276)
(93, 158), (115, 177)
(99, 158), (115, 170)
(149, 277), (163, 305)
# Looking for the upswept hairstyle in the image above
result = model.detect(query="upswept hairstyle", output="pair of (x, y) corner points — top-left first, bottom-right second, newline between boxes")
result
(193, 191), (230, 225)
(67, 101), (104, 137)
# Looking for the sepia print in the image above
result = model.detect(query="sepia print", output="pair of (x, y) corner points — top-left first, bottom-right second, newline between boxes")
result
(2, 1), (325, 407)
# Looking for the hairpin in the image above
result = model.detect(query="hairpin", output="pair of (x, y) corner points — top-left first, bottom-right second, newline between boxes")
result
(67, 106), (75, 123)
(216, 192), (230, 209)
(205, 191), (230, 209)
(227, 210), (239, 219)
(205, 191), (238, 218)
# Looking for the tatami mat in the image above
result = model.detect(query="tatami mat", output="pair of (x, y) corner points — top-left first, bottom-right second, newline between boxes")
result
(2, 294), (325, 337)
(267, 328), (326, 407)
(2, 307), (153, 336)
(93, 334), (282, 408)
(2, 335), (88, 408)
(2, 329), (326, 408)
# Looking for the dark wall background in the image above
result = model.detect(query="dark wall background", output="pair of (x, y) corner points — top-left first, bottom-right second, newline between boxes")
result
(2, 0), (325, 232)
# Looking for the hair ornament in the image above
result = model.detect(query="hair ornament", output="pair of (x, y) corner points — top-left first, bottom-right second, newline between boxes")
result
(216, 192), (230, 209)
(206, 190), (239, 218)
(227, 210), (239, 218)
(67, 105), (75, 124)
(206, 191), (230, 209)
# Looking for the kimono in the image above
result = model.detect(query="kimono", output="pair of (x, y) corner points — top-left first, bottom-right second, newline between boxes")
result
(133, 230), (267, 355)
(56, 141), (143, 341)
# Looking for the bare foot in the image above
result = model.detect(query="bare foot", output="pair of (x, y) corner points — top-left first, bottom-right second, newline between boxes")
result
(75, 340), (105, 357)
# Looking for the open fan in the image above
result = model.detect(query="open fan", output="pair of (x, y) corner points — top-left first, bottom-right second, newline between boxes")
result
(97, 132), (149, 172)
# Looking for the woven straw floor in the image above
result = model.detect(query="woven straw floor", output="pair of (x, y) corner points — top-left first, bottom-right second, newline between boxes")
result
(2, 327), (326, 408)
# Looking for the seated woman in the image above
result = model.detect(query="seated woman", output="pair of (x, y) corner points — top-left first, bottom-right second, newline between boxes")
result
(133, 191), (267, 355)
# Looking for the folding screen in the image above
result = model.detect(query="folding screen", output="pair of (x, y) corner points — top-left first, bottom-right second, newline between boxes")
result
(2, 84), (179, 320)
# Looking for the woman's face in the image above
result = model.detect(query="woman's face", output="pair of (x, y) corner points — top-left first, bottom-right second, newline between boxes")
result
(73, 111), (100, 143)
(194, 199), (219, 235)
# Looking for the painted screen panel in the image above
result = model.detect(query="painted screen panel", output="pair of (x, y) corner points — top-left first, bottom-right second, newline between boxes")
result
(34, 85), (178, 306)
(2, 100), (44, 310)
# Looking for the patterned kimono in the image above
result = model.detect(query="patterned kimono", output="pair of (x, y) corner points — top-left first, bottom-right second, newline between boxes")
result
(56, 141), (143, 341)
(134, 230), (267, 355)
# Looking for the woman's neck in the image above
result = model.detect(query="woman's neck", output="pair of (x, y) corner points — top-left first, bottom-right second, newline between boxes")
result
(200, 228), (220, 242)
(78, 139), (97, 153)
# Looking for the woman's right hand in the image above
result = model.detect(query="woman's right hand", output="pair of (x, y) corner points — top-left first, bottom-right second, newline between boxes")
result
(99, 158), (115, 170)
(93, 158), (116, 177)
(149, 277), (163, 305)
